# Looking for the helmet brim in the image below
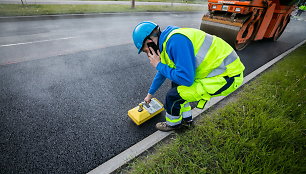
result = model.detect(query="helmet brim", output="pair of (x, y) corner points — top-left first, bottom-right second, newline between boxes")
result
(138, 47), (142, 54)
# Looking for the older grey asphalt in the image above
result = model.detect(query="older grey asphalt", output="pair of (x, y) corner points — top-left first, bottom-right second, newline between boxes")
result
(0, 12), (305, 174)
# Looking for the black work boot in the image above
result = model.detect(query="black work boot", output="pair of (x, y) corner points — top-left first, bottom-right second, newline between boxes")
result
(155, 122), (181, 132)
(182, 120), (194, 128)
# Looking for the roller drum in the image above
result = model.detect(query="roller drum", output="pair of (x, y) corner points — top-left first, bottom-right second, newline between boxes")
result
(200, 20), (240, 49)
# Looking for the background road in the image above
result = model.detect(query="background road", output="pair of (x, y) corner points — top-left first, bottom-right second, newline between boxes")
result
(0, 0), (206, 6)
(1, 12), (305, 174)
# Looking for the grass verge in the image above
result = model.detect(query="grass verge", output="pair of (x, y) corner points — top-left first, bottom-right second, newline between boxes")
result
(0, 4), (204, 16)
(126, 44), (306, 173)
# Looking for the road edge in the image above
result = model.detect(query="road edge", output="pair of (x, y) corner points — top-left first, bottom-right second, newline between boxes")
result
(87, 39), (306, 174)
(0, 11), (201, 22)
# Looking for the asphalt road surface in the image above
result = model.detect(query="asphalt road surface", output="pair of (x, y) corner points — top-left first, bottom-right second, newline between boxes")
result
(0, 0), (206, 6)
(1, 12), (305, 174)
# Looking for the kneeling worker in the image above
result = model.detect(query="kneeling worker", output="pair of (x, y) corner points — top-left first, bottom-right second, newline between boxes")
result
(132, 21), (245, 132)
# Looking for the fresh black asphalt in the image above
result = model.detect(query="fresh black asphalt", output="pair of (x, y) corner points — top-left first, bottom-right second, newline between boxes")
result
(0, 13), (305, 174)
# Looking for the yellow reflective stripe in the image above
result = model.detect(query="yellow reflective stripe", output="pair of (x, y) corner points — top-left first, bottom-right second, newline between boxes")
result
(180, 105), (191, 113)
(166, 114), (182, 123)
(195, 34), (213, 67)
(206, 50), (238, 77)
(179, 101), (191, 115)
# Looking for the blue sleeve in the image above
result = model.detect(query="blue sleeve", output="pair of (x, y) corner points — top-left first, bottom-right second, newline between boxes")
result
(156, 34), (195, 86)
(148, 71), (166, 95)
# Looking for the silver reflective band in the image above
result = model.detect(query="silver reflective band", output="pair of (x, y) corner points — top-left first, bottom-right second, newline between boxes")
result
(182, 110), (192, 118)
(206, 50), (238, 77)
(166, 113), (182, 126)
(184, 102), (190, 107)
(166, 121), (182, 126)
(195, 34), (213, 67)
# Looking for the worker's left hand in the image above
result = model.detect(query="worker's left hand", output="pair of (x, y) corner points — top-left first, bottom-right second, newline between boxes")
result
(147, 47), (161, 68)
(144, 93), (153, 103)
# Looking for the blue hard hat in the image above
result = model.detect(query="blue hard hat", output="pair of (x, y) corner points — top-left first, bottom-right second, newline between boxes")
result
(132, 21), (158, 54)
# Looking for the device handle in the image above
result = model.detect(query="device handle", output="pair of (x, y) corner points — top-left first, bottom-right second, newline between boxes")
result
(138, 103), (144, 112)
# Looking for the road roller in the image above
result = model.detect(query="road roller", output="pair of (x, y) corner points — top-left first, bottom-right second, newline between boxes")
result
(200, 0), (297, 50)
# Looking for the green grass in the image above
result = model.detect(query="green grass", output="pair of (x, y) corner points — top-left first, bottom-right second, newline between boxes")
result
(0, 4), (204, 16)
(126, 44), (306, 173)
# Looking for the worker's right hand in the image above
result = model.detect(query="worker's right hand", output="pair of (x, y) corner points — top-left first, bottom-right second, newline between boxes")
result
(147, 48), (161, 68)
(144, 94), (153, 103)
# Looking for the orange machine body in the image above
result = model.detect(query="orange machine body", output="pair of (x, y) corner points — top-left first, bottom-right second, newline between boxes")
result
(201, 0), (296, 50)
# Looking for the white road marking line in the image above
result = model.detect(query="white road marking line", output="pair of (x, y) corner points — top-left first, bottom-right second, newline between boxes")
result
(0, 36), (76, 47)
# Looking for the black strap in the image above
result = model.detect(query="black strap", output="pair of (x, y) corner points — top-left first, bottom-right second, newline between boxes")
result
(210, 74), (241, 96)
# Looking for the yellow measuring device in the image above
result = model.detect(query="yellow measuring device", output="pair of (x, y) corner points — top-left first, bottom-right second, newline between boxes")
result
(128, 98), (164, 125)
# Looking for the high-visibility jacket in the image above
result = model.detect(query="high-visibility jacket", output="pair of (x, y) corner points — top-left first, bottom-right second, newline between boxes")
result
(160, 28), (245, 107)
(299, 5), (306, 11)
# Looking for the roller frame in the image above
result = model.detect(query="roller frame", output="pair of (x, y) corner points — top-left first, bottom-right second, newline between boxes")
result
(200, 0), (295, 50)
